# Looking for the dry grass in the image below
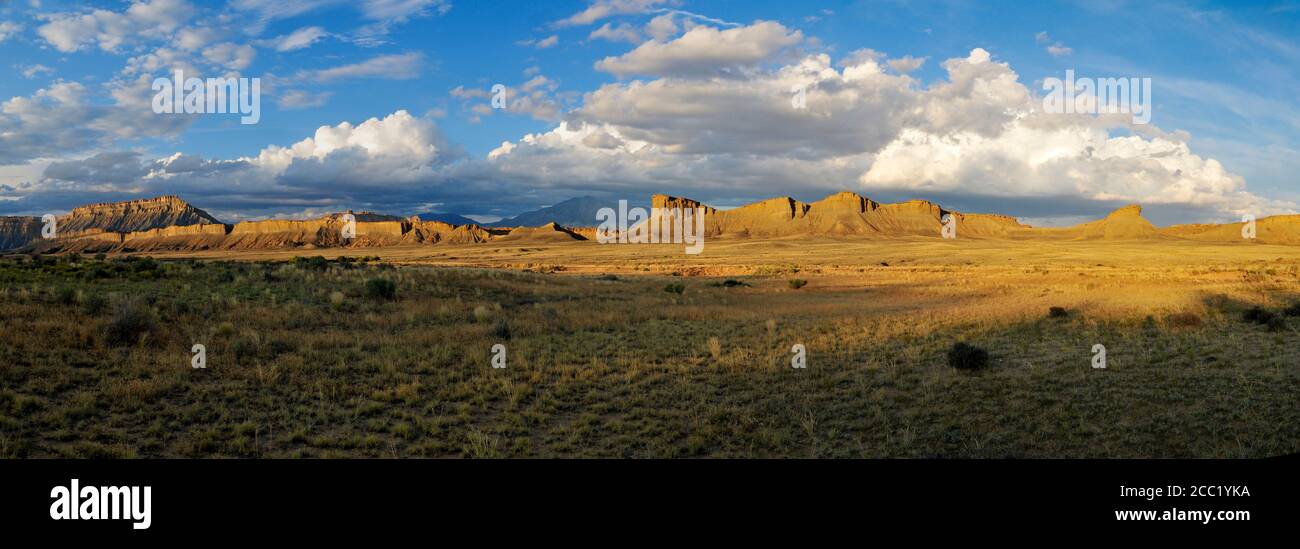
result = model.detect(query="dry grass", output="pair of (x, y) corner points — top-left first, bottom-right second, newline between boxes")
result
(0, 238), (1298, 458)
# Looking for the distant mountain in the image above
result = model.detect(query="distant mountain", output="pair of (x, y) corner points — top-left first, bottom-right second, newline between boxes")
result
(488, 196), (624, 228)
(411, 212), (480, 226)
(6, 191), (1300, 253)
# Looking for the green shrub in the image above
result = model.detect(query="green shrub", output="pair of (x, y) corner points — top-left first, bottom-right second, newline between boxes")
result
(365, 278), (397, 300)
(947, 342), (989, 370)
(1265, 316), (1286, 332)
(664, 283), (685, 295)
(103, 299), (156, 347)
(787, 279), (808, 290)
(491, 319), (512, 340)
(1048, 306), (1068, 318)
(82, 293), (108, 316)
(56, 287), (77, 305)
(293, 256), (330, 271)
(1242, 307), (1287, 332)
(230, 336), (259, 363)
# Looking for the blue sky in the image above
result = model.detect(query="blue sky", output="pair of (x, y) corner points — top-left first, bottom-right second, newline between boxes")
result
(0, 0), (1297, 225)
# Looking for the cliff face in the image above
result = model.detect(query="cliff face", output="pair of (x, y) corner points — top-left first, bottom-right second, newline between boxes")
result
(0, 216), (43, 250)
(1050, 204), (1161, 240)
(59, 195), (223, 234)
(16, 199), (508, 253)
(1161, 214), (1300, 245)
(645, 192), (1029, 239)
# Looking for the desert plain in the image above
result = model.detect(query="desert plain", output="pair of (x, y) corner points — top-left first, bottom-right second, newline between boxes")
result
(1, 234), (1297, 458)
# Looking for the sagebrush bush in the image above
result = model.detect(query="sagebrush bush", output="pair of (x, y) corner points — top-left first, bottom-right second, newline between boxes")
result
(1166, 312), (1202, 328)
(491, 318), (512, 340)
(1048, 306), (1068, 318)
(103, 299), (156, 347)
(1243, 306), (1272, 323)
(1243, 306), (1286, 332)
(664, 283), (685, 295)
(947, 342), (989, 370)
(365, 278), (397, 300)
(82, 293), (108, 316)
(787, 279), (808, 290)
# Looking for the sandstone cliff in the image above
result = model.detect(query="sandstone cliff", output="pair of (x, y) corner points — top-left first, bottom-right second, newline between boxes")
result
(642, 191), (1030, 239)
(58, 195), (222, 234)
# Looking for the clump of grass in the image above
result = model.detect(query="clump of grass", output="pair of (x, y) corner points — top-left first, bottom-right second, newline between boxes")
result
(1283, 303), (1300, 317)
(664, 283), (685, 295)
(473, 305), (492, 322)
(707, 337), (722, 360)
(365, 278), (397, 300)
(103, 299), (156, 347)
(596, 274), (619, 281)
(947, 342), (989, 370)
(713, 279), (749, 288)
(1048, 306), (1068, 318)
(787, 279), (808, 290)
(329, 291), (345, 307)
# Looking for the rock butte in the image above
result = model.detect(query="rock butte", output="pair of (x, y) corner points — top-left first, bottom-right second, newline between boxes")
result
(2, 192), (1299, 253)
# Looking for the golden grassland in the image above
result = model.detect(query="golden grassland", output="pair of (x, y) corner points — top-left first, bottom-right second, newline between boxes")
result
(1, 237), (1297, 458)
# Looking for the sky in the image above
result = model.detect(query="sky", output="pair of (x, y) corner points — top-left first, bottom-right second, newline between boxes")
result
(0, 0), (1297, 226)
